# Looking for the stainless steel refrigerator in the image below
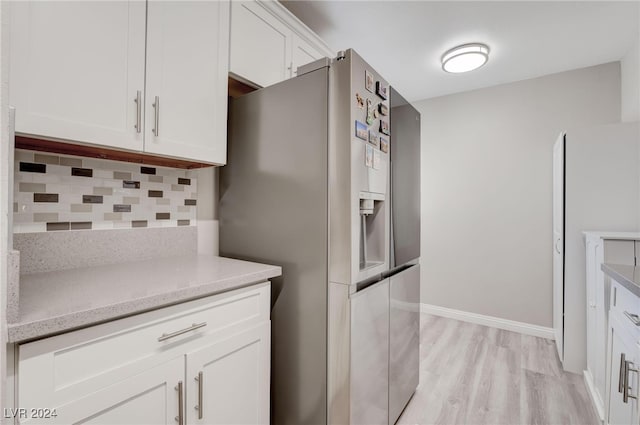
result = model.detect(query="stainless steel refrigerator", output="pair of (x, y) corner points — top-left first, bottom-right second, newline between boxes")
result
(220, 49), (420, 425)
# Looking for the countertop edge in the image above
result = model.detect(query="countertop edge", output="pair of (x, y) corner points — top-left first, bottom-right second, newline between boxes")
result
(601, 263), (640, 297)
(8, 266), (281, 344)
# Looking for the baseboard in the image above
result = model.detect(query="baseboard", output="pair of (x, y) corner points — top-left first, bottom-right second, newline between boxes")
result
(420, 303), (555, 340)
(583, 370), (605, 423)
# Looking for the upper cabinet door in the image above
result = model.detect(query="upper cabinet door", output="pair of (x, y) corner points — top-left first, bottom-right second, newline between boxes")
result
(144, 0), (230, 165)
(229, 1), (292, 87)
(9, 1), (146, 151)
(291, 34), (325, 77)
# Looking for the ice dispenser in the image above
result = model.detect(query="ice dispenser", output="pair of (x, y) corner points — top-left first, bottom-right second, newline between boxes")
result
(359, 191), (386, 270)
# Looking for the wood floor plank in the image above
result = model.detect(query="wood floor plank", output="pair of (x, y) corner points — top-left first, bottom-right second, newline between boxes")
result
(396, 314), (600, 425)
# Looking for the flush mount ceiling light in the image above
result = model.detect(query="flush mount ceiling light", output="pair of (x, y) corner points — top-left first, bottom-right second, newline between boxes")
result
(441, 43), (490, 73)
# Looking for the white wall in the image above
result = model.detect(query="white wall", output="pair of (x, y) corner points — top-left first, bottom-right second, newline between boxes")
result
(415, 62), (621, 328)
(621, 38), (640, 122)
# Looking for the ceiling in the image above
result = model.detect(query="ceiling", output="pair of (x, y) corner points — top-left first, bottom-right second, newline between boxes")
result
(281, 1), (640, 102)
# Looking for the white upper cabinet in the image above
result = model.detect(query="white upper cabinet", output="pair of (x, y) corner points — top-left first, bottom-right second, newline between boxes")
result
(144, 0), (229, 164)
(9, 0), (229, 165)
(291, 33), (325, 77)
(230, 1), (291, 87)
(9, 1), (146, 151)
(229, 0), (334, 87)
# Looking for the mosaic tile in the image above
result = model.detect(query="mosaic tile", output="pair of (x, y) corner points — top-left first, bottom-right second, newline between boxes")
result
(14, 149), (198, 233)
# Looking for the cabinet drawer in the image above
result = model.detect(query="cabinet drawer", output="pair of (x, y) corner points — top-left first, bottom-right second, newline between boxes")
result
(610, 279), (640, 331)
(18, 282), (270, 411)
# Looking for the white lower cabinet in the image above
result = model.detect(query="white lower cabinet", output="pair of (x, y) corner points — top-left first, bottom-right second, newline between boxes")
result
(41, 357), (184, 425)
(16, 283), (271, 425)
(186, 323), (270, 424)
(607, 314), (639, 425)
(607, 280), (640, 425)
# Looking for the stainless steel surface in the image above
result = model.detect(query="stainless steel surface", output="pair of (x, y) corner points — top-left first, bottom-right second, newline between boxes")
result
(196, 371), (203, 419)
(624, 359), (638, 402)
(389, 88), (421, 268)
(152, 95), (160, 136)
(158, 322), (207, 342)
(176, 381), (184, 425)
(620, 353), (626, 393)
(389, 264), (420, 424)
(624, 311), (640, 326)
(221, 67), (329, 425)
(350, 278), (390, 425)
(134, 90), (141, 133)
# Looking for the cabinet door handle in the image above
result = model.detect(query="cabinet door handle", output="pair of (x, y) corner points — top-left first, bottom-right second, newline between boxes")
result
(134, 90), (142, 133)
(620, 353), (626, 393)
(624, 359), (639, 403)
(158, 322), (207, 342)
(555, 238), (561, 254)
(624, 311), (640, 326)
(195, 371), (203, 419)
(175, 381), (184, 425)
(152, 95), (160, 137)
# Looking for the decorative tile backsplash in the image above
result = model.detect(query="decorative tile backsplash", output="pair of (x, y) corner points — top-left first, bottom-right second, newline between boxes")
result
(13, 149), (198, 233)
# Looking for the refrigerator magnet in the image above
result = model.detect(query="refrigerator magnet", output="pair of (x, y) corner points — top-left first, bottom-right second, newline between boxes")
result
(368, 130), (380, 149)
(366, 99), (374, 125)
(365, 144), (374, 168)
(356, 93), (365, 109)
(376, 82), (388, 100)
(373, 149), (381, 170)
(365, 70), (374, 92)
(380, 137), (389, 153)
(355, 120), (368, 140)
(378, 103), (388, 116)
(380, 120), (390, 136)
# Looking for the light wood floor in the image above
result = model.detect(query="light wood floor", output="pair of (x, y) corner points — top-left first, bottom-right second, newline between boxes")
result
(397, 314), (600, 425)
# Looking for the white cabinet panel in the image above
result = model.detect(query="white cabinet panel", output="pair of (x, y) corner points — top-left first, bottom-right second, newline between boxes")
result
(230, 1), (291, 87)
(186, 323), (270, 424)
(9, 1), (146, 151)
(291, 34), (325, 77)
(144, 0), (229, 164)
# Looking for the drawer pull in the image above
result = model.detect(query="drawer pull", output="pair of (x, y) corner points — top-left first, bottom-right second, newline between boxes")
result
(624, 311), (640, 326)
(158, 322), (207, 342)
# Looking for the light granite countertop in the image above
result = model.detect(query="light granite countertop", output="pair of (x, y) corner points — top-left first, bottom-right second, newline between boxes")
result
(8, 254), (281, 343)
(602, 263), (640, 297)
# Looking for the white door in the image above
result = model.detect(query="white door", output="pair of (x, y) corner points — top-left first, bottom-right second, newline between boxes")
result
(8, 1), (146, 151)
(229, 1), (292, 87)
(22, 357), (184, 424)
(185, 323), (270, 425)
(607, 316), (638, 425)
(586, 237), (597, 377)
(552, 133), (565, 362)
(291, 34), (325, 77)
(144, 0), (229, 164)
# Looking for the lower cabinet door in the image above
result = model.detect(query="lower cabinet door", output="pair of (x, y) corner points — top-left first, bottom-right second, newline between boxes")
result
(185, 322), (270, 424)
(607, 315), (638, 425)
(22, 357), (184, 424)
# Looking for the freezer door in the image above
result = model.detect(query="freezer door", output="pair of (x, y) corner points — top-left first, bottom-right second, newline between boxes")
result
(389, 264), (420, 424)
(390, 87), (421, 267)
(350, 278), (390, 425)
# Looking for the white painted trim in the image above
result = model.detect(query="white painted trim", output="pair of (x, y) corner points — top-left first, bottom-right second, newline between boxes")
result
(420, 303), (555, 340)
(583, 370), (605, 423)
